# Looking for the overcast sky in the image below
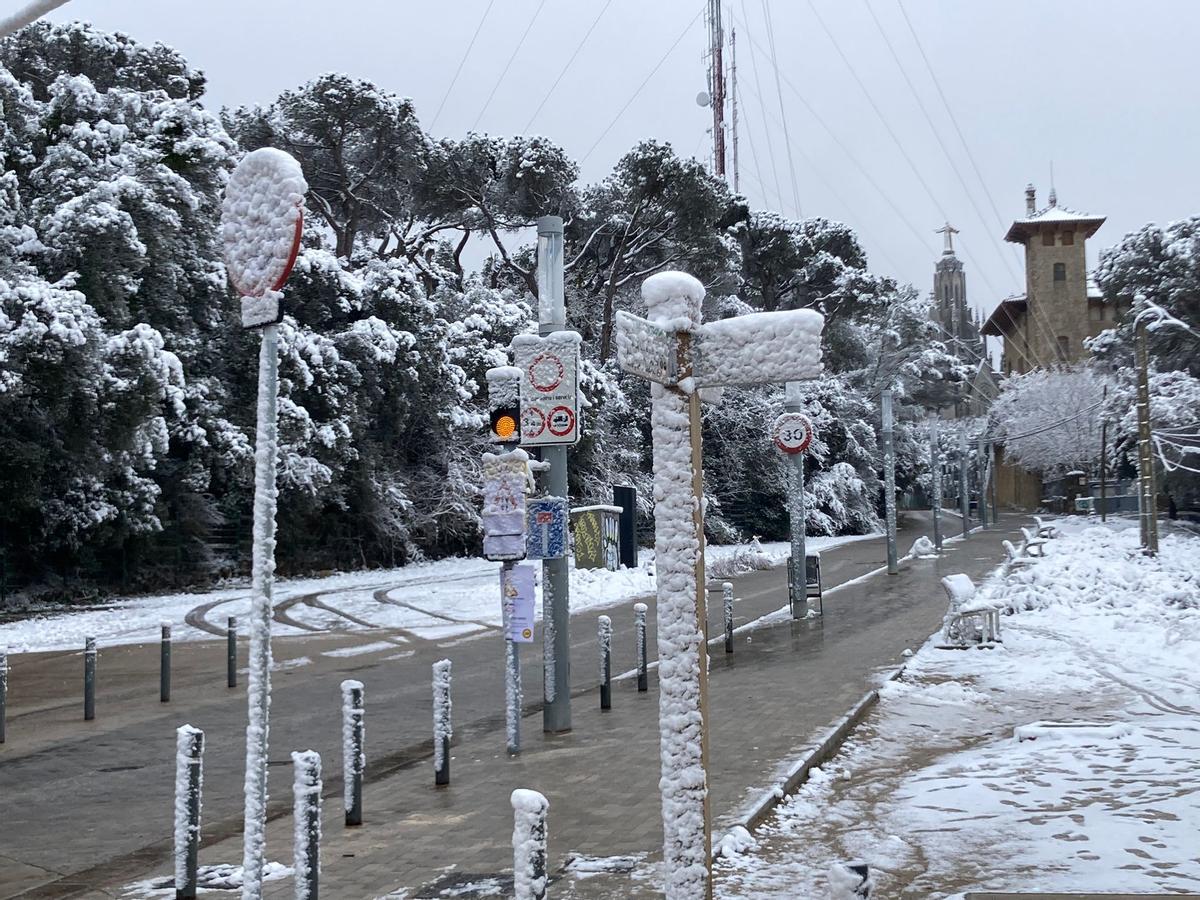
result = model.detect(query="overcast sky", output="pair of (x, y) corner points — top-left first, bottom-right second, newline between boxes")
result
(45, 0), (1200, 321)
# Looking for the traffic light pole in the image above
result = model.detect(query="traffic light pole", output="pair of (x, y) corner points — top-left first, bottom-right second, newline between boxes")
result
(537, 216), (571, 733)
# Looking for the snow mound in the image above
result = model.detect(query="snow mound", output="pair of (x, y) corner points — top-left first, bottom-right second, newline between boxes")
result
(221, 147), (307, 297)
(909, 535), (937, 558)
(641, 270), (704, 328)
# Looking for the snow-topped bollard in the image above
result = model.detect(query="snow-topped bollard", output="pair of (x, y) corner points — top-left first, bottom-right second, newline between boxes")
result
(83, 636), (96, 721)
(292, 750), (321, 900)
(432, 659), (452, 786)
(723, 583), (734, 654)
(511, 789), (549, 900)
(174, 725), (204, 900)
(634, 603), (648, 692)
(340, 680), (365, 826)
(0, 647), (7, 744)
(615, 270), (824, 900)
(828, 861), (871, 898)
(598, 615), (612, 710)
(161, 623), (172, 703)
(227, 616), (237, 689)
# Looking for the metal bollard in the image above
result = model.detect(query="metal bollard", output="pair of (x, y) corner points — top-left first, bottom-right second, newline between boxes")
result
(174, 725), (204, 900)
(0, 647), (7, 744)
(723, 582), (734, 653)
(634, 602), (648, 692)
(432, 659), (452, 786)
(226, 616), (237, 688)
(84, 637), (96, 721)
(511, 789), (549, 900)
(598, 615), (612, 711)
(340, 680), (364, 826)
(292, 750), (322, 900)
(160, 623), (172, 703)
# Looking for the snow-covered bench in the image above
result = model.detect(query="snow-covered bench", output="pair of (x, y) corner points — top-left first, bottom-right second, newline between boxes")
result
(1033, 515), (1059, 539)
(939, 574), (1002, 649)
(1019, 526), (1048, 557)
(1003, 539), (1038, 569)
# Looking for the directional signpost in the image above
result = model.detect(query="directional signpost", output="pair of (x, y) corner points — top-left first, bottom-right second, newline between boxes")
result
(616, 272), (824, 900)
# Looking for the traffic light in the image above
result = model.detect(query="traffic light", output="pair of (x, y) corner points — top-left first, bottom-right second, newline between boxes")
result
(486, 366), (522, 445)
(490, 403), (520, 444)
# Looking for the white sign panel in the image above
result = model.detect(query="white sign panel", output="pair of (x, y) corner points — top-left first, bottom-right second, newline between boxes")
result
(772, 412), (814, 455)
(502, 564), (537, 643)
(513, 332), (581, 446)
(482, 450), (528, 561)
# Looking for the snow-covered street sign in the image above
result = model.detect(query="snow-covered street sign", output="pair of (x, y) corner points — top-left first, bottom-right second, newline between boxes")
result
(482, 450), (529, 562)
(772, 412), (814, 455)
(220, 146), (307, 900)
(525, 497), (568, 561)
(615, 271), (824, 900)
(512, 332), (581, 446)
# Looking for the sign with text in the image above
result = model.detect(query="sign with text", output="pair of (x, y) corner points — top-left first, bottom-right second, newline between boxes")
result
(526, 496), (568, 560)
(512, 332), (580, 446)
(501, 563), (536, 643)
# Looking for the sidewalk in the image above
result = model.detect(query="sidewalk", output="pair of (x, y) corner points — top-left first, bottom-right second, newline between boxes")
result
(44, 513), (1031, 900)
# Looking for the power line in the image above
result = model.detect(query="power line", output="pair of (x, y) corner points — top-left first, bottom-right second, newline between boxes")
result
(580, 6), (704, 164)
(759, 0), (803, 218)
(430, 0), (497, 129)
(521, 0), (614, 133)
(737, 0), (785, 214)
(470, 0), (548, 132)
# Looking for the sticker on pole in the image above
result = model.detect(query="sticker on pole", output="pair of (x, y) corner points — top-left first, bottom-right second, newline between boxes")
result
(221, 147), (308, 329)
(512, 332), (581, 446)
(502, 564), (537, 642)
(772, 412), (814, 455)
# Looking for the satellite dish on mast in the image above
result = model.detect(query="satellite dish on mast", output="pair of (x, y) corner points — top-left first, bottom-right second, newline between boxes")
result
(696, 90), (711, 107)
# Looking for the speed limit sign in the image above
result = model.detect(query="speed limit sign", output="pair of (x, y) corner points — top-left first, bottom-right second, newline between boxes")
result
(772, 412), (813, 454)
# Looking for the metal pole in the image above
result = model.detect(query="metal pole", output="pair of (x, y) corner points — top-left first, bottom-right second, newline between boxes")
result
(160, 624), (171, 703)
(930, 420), (943, 552)
(536, 216), (571, 735)
(433, 659), (452, 786)
(341, 680), (364, 827)
(174, 725), (204, 900)
(977, 436), (989, 530)
(511, 790), (549, 900)
(1100, 386), (1108, 523)
(227, 616), (237, 688)
(598, 616), (612, 710)
(989, 442), (999, 527)
(292, 750), (321, 900)
(785, 381), (808, 614)
(881, 390), (898, 574)
(243, 322), (280, 896)
(0, 647), (7, 744)
(723, 582), (734, 653)
(958, 428), (970, 538)
(634, 602), (648, 692)
(1135, 317), (1159, 555)
(84, 636), (96, 721)
(502, 561), (521, 755)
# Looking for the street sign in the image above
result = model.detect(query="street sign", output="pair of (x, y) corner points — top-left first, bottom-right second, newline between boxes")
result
(614, 311), (676, 384)
(526, 497), (568, 560)
(482, 451), (529, 562)
(772, 412), (814, 455)
(502, 564), (536, 643)
(512, 332), (581, 446)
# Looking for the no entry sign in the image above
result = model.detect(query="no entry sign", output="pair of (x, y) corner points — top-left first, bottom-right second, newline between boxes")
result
(512, 332), (581, 446)
(772, 412), (814, 455)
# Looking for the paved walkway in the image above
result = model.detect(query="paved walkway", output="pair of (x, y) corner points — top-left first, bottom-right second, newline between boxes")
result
(0, 512), (1030, 898)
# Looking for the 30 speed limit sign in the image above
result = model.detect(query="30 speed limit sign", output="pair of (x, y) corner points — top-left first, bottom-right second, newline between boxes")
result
(772, 412), (814, 454)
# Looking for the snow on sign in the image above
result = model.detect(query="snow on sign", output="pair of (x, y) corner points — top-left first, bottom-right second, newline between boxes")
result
(482, 450), (529, 562)
(526, 496), (568, 560)
(512, 332), (581, 446)
(772, 412), (814, 455)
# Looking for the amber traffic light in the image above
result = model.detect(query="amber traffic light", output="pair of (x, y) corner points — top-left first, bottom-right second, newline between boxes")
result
(490, 405), (520, 444)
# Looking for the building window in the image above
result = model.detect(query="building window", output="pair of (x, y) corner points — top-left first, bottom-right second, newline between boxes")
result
(1088, 300), (1105, 322)
(1062, 230), (1075, 245)
(1042, 231), (1056, 246)
(1057, 335), (1070, 359)
(1054, 262), (1066, 281)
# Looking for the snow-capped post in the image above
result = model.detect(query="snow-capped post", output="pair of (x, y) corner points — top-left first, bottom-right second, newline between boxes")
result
(598, 615), (612, 710)
(291, 750), (321, 900)
(511, 789), (549, 900)
(432, 659), (452, 786)
(174, 725), (204, 900)
(958, 428), (970, 538)
(722, 583), (734, 653)
(221, 146), (306, 899)
(227, 616), (237, 689)
(160, 623), (172, 703)
(340, 680), (365, 827)
(881, 390), (898, 575)
(616, 271), (824, 899)
(929, 419), (943, 552)
(0, 647), (7, 744)
(774, 385), (814, 615)
(634, 603), (649, 693)
(829, 861), (872, 897)
(83, 636), (96, 721)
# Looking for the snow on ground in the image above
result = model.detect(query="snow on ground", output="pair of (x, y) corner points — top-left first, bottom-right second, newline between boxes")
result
(0, 535), (876, 654)
(715, 517), (1200, 898)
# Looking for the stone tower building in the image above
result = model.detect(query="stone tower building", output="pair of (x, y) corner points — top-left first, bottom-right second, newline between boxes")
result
(931, 223), (994, 418)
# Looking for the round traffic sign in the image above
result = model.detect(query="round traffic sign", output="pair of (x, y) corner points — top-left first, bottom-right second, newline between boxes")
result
(547, 405), (576, 437)
(221, 147), (307, 298)
(521, 406), (546, 439)
(772, 412), (814, 455)
(528, 353), (565, 393)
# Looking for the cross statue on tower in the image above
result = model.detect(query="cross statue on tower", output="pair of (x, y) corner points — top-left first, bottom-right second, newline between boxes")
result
(936, 221), (959, 254)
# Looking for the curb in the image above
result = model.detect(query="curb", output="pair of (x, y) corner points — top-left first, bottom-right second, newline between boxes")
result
(728, 663), (908, 835)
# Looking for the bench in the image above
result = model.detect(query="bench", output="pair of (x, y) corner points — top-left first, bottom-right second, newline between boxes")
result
(1003, 539), (1038, 569)
(1033, 515), (1059, 539)
(1019, 526), (1048, 557)
(939, 574), (1002, 648)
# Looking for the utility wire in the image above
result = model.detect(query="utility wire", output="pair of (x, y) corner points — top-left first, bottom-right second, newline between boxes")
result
(580, 5), (704, 164)
(521, 0), (614, 133)
(431, 0), (497, 129)
(759, 0), (803, 218)
(470, 0), (548, 132)
(737, 0), (785, 214)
